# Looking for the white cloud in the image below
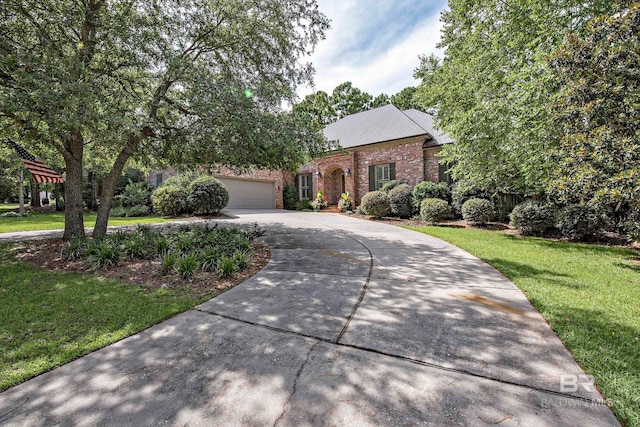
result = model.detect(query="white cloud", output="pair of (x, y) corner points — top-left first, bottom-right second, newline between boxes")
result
(297, 0), (445, 99)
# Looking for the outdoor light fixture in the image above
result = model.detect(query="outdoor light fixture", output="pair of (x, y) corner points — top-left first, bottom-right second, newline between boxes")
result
(345, 168), (351, 177)
(316, 171), (322, 178)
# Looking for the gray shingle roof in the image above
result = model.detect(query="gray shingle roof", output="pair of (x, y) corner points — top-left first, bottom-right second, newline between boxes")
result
(322, 104), (452, 149)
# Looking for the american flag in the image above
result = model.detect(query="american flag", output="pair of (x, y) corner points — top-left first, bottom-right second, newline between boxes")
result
(7, 140), (65, 183)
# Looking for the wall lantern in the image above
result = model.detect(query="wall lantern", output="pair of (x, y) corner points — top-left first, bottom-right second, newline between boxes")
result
(345, 168), (351, 177)
(316, 171), (322, 178)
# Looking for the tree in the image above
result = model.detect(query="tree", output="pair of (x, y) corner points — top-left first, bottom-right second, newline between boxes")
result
(390, 86), (418, 110)
(413, 0), (619, 194)
(1, 0), (329, 239)
(292, 90), (336, 132)
(548, 3), (640, 221)
(371, 93), (391, 108)
(331, 81), (372, 118)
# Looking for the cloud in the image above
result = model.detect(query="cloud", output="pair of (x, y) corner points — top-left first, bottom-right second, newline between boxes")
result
(297, 0), (446, 99)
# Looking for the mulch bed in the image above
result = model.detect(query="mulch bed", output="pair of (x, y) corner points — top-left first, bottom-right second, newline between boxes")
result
(12, 239), (271, 299)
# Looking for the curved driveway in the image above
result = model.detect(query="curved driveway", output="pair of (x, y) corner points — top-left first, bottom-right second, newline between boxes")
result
(0, 210), (619, 426)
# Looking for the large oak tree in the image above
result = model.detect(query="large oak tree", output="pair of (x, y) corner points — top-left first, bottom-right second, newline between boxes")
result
(0, 0), (330, 239)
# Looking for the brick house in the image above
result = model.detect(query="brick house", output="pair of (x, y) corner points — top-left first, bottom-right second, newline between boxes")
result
(293, 104), (453, 206)
(148, 104), (452, 209)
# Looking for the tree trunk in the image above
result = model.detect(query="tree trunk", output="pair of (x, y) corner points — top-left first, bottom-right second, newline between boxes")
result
(62, 132), (85, 240)
(30, 181), (41, 207)
(54, 183), (63, 211)
(93, 134), (144, 237)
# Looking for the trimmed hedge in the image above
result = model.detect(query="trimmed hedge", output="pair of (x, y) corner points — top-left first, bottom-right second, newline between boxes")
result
(361, 191), (391, 218)
(420, 198), (451, 224)
(413, 181), (451, 209)
(152, 186), (189, 217)
(188, 175), (229, 214)
(388, 184), (413, 218)
(462, 198), (494, 225)
(451, 181), (491, 216)
(556, 203), (607, 241)
(381, 180), (399, 193)
(510, 201), (556, 236)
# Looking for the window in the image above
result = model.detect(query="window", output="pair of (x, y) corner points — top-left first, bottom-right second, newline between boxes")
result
(375, 164), (390, 190)
(438, 163), (453, 184)
(298, 174), (312, 200)
(368, 163), (395, 191)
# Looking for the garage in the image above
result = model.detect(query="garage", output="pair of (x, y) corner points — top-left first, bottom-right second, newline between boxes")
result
(216, 177), (276, 209)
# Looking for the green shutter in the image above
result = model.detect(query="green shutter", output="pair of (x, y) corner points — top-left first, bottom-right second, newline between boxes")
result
(295, 175), (300, 200)
(369, 166), (375, 191)
(389, 163), (396, 181)
(309, 174), (313, 199)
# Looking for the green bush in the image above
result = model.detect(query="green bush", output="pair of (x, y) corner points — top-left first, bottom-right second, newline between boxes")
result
(109, 206), (128, 217)
(152, 185), (188, 217)
(355, 205), (366, 215)
(462, 198), (494, 225)
(361, 191), (391, 218)
(509, 201), (556, 236)
(122, 182), (151, 208)
(88, 240), (120, 269)
(420, 198), (451, 224)
(381, 180), (398, 193)
(217, 256), (237, 278)
(556, 203), (607, 241)
(388, 184), (413, 218)
(283, 184), (298, 210)
(338, 192), (353, 212)
(162, 171), (202, 188)
(310, 190), (326, 211)
(451, 181), (491, 217)
(413, 181), (451, 211)
(188, 175), (229, 214)
(177, 255), (198, 278)
(623, 208), (640, 242)
(126, 205), (150, 217)
(295, 200), (313, 211)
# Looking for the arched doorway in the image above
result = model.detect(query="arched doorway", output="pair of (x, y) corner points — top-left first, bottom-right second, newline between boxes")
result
(324, 168), (345, 205)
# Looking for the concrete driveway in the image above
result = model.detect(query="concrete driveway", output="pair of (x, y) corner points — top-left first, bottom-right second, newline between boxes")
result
(0, 210), (619, 426)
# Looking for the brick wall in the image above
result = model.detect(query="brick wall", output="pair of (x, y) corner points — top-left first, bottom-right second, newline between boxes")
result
(423, 146), (443, 183)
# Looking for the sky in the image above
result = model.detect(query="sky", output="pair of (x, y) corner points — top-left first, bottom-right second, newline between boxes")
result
(297, 0), (448, 100)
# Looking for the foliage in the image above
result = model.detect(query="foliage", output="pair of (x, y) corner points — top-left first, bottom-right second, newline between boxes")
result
(405, 225), (640, 426)
(0, 0), (331, 239)
(412, 181), (451, 211)
(461, 198), (494, 225)
(109, 207), (128, 218)
(556, 203), (607, 241)
(548, 4), (640, 226)
(419, 198), (451, 224)
(177, 255), (198, 279)
(292, 91), (336, 132)
(295, 200), (313, 211)
(622, 208), (640, 242)
(509, 201), (557, 236)
(371, 93), (391, 108)
(451, 181), (491, 217)
(413, 1), (620, 194)
(390, 87), (419, 110)
(332, 82), (373, 118)
(87, 240), (120, 270)
(338, 192), (354, 213)
(187, 176), (229, 215)
(388, 184), (413, 218)
(310, 190), (326, 211)
(122, 182), (152, 208)
(283, 185), (298, 210)
(152, 186), (189, 217)
(116, 169), (146, 195)
(217, 256), (237, 279)
(381, 180), (398, 193)
(361, 191), (391, 218)
(125, 205), (150, 218)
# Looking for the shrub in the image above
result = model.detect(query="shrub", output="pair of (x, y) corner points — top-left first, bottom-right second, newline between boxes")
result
(338, 192), (353, 213)
(462, 198), (494, 225)
(509, 201), (556, 236)
(412, 181), (451, 211)
(152, 185), (188, 216)
(310, 190), (326, 211)
(420, 198), (451, 224)
(122, 182), (151, 208)
(355, 205), (366, 215)
(187, 175), (229, 214)
(217, 256), (237, 278)
(556, 203), (607, 241)
(622, 208), (640, 242)
(295, 200), (313, 211)
(109, 206), (128, 218)
(283, 184), (298, 210)
(0, 211), (29, 218)
(381, 180), (398, 193)
(361, 191), (390, 218)
(451, 181), (491, 217)
(177, 255), (198, 278)
(388, 184), (413, 218)
(160, 253), (177, 274)
(88, 240), (120, 269)
(200, 248), (222, 272)
(122, 234), (148, 259)
(126, 205), (150, 217)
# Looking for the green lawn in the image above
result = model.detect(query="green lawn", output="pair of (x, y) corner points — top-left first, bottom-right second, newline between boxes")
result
(406, 225), (640, 426)
(0, 204), (182, 233)
(0, 244), (204, 391)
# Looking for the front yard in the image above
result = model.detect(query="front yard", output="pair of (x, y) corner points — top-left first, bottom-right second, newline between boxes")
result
(406, 225), (640, 426)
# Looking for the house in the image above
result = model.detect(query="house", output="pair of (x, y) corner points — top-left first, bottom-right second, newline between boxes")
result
(148, 104), (452, 209)
(294, 104), (453, 206)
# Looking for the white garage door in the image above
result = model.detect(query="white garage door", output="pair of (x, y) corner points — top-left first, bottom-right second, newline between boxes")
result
(216, 177), (276, 209)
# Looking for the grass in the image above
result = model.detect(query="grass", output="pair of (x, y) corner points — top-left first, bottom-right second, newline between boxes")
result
(405, 225), (640, 426)
(0, 243), (205, 392)
(0, 204), (182, 233)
